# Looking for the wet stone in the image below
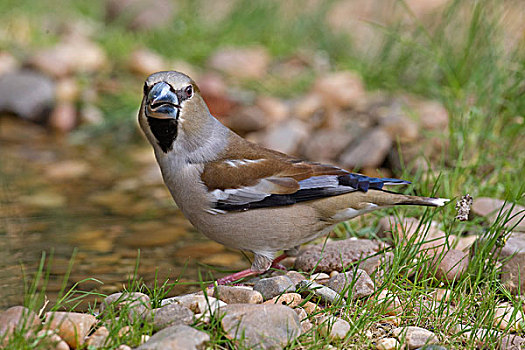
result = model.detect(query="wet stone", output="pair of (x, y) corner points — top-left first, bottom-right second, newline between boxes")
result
(253, 275), (296, 300)
(393, 326), (439, 350)
(136, 324), (209, 350)
(45, 312), (97, 349)
(325, 269), (375, 299)
(296, 280), (340, 304)
(295, 238), (386, 273)
(208, 285), (263, 304)
(146, 303), (194, 331)
(220, 304), (301, 350)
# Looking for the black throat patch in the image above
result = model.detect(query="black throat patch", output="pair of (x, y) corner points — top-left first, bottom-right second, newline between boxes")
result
(147, 117), (178, 153)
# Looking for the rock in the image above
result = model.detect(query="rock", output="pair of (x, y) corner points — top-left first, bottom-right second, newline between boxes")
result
(31, 37), (107, 78)
(376, 337), (400, 350)
(0, 306), (41, 337)
(197, 73), (236, 118)
(45, 160), (89, 180)
(45, 312), (97, 349)
(208, 285), (263, 304)
(378, 216), (448, 255)
(432, 288), (452, 302)
(253, 275), (296, 300)
(309, 272), (330, 281)
(295, 238), (386, 273)
(55, 78), (79, 102)
(161, 294), (226, 315)
(285, 271), (306, 285)
(49, 102), (77, 132)
(35, 330), (69, 350)
(494, 232), (525, 294)
(358, 252), (394, 277)
(454, 235), (478, 252)
(79, 104), (104, 125)
(493, 303), (523, 331)
(325, 269), (374, 299)
(434, 249), (469, 282)
(340, 128), (393, 169)
(264, 293), (302, 308)
(136, 324), (209, 350)
(220, 304), (301, 349)
(375, 290), (403, 315)
(380, 109), (419, 143)
(128, 48), (167, 76)
(472, 197), (525, 232)
(148, 303), (194, 331)
(259, 119), (309, 155)
(413, 100), (449, 131)
(117, 345), (132, 350)
(293, 307), (312, 334)
(0, 70), (55, 122)
(85, 326), (109, 348)
(0, 51), (19, 76)
(500, 334), (525, 350)
(256, 96), (288, 123)
(208, 46), (270, 79)
(393, 326), (439, 350)
(313, 71), (365, 109)
(293, 93), (324, 120)
(296, 280), (340, 304)
(226, 105), (269, 133)
(106, 0), (176, 31)
(302, 301), (323, 315)
(301, 129), (352, 163)
(319, 316), (350, 340)
(99, 292), (151, 321)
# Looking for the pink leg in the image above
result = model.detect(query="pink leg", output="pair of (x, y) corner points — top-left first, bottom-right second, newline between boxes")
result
(215, 253), (289, 285)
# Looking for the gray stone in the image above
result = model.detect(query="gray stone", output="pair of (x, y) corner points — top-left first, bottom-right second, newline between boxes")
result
(296, 280), (340, 304)
(226, 105), (268, 133)
(294, 238), (386, 273)
(393, 326), (439, 350)
(259, 119), (309, 155)
(325, 269), (374, 299)
(301, 129), (352, 163)
(208, 46), (270, 79)
(0, 70), (55, 122)
(472, 197), (525, 232)
(147, 303), (194, 331)
(253, 275), (296, 300)
(499, 334), (525, 350)
(136, 324), (209, 350)
(99, 292), (150, 321)
(220, 304), (301, 350)
(208, 285), (263, 304)
(340, 128), (392, 169)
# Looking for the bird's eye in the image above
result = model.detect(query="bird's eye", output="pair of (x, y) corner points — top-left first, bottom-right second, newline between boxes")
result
(143, 82), (149, 95)
(184, 85), (193, 98)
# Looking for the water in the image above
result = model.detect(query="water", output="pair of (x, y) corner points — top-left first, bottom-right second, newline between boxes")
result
(0, 118), (248, 309)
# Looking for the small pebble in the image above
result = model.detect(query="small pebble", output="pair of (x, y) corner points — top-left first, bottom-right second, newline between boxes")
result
(376, 337), (400, 350)
(253, 275), (296, 300)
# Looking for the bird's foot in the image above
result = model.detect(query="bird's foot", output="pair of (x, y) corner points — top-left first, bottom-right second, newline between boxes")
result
(213, 252), (290, 285)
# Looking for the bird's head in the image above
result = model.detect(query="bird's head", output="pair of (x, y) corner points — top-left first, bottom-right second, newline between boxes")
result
(139, 71), (212, 154)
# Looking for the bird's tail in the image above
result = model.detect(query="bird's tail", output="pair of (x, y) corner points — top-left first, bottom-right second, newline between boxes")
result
(389, 193), (449, 207)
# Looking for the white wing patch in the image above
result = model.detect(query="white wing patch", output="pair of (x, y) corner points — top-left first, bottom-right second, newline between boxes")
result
(224, 159), (265, 168)
(298, 175), (341, 190)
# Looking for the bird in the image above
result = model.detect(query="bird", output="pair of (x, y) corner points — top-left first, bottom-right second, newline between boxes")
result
(138, 70), (449, 284)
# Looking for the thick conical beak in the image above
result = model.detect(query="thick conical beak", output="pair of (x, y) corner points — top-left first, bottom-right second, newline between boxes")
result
(146, 82), (180, 119)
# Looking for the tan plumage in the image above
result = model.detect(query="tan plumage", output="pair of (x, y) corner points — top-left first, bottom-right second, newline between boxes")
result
(138, 71), (448, 282)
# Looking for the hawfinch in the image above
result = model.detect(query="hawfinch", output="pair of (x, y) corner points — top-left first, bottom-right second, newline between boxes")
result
(138, 71), (448, 284)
